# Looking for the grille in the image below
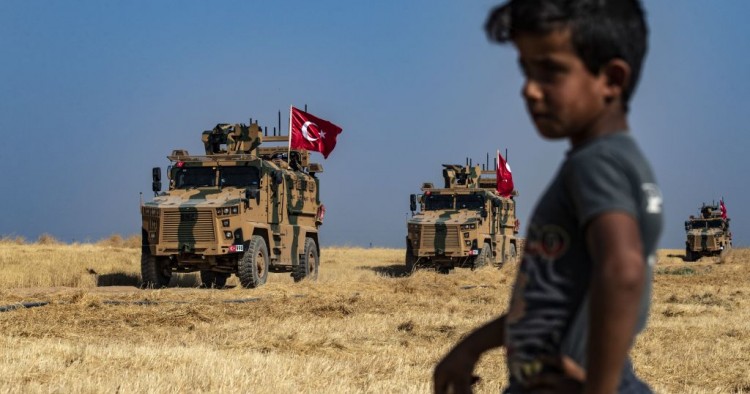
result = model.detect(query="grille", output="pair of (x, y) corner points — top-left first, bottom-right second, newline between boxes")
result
(420, 225), (460, 250)
(689, 234), (717, 250)
(162, 210), (216, 243)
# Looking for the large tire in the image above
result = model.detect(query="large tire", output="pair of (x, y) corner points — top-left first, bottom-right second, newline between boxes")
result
(141, 253), (171, 288)
(472, 243), (492, 269)
(405, 239), (417, 272)
(293, 238), (319, 282)
(508, 242), (518, 264)
(685, 246), (694, 262)
(200, 270), (229, 289)
(238, 236), (269, 288)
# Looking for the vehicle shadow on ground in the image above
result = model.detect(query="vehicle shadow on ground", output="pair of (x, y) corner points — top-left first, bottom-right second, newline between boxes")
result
(360, 265), (414, 278)
(666, 253), (690, 262)
(94, 272), (203, 288)
(96, 273), (141, 287)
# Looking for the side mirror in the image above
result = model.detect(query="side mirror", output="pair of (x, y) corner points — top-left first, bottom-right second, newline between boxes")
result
(273, 170), (283, 185)
(481, 208), (488, 219)
(152, 167), (161, 194)
(409, 194), (417, 212)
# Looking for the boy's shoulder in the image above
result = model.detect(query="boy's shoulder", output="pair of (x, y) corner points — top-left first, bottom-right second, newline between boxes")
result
(564, 132), (648, 173)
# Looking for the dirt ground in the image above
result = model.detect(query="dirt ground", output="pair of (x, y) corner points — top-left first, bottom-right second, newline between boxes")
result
(0, 246), (748, 393)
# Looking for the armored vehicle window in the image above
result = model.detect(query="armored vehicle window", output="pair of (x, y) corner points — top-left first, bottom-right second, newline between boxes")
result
(220, 166), (260, 188)
(456, 194), (485, 210)
(424, 194), (454, 211)
(689, 220), (725, 230)
(175, 167), (216, 188)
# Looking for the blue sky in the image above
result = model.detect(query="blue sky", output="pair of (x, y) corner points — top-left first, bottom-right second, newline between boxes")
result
(1, 1), (748, 249)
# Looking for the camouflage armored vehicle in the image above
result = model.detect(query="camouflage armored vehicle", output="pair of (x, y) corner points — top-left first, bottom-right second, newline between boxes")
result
(406, 163), (520, 272)
(141, 121), (325, 288)
(684, 203), (732, 262)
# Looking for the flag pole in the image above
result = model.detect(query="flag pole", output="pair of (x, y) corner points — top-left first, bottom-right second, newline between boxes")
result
(287, 105), (293, 160)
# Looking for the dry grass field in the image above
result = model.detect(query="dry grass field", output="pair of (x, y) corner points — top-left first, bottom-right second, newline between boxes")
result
(0, 237), (748, 393)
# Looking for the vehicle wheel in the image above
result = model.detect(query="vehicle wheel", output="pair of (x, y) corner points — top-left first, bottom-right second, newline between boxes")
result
(141, 252), (171, 288)
(509, 242), (518, 263)
(684, 246), (694, 262)
(200, 270), (229, 288)
(238, 236), (269, 289)
(293, 238), (319, 282)
(472, 243), (492, 269)
(405, 239), (418, 272)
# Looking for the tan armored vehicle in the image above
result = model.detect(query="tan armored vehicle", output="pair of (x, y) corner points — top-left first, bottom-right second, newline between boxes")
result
(141, 121), (324, 288)
(406, 162), (520, 272)
(684, 203), (732, 262)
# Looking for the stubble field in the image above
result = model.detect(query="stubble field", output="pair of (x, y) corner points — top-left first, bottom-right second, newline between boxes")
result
(0, 238), (748, 393)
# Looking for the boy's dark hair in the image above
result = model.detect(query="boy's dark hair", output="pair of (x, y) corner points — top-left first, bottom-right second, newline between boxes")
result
(485, 0), (648, 111)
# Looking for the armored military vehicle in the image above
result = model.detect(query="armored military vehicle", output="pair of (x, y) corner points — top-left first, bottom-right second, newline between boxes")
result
(406, 162), (520, 272)
(684, 202), (732, 262)
(141, 121), (324, 288)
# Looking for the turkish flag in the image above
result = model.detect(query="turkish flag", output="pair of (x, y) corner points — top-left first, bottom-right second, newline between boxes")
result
(496, 150), (514, 197)
(720, 199), (727, 219)
(290, 107), (343, 159)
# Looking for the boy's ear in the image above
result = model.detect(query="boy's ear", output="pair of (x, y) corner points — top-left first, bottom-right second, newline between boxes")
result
(601, 59), (631, 103)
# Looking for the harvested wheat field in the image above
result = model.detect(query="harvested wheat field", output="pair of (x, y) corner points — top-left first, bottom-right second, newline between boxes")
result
(0, 240), (749, 393)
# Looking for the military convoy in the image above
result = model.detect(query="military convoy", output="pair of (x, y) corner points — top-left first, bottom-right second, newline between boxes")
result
(141, 122), (325, 288)
(406, 162), (520, 272)
(684, 202), (732, 262)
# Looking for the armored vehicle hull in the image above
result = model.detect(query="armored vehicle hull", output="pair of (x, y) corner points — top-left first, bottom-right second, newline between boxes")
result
(141, 122), (324, 288)
(406, 164), (520, 272)
(684, 203), (732, 262)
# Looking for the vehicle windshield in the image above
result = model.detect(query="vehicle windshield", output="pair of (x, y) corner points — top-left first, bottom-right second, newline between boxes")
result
(220, 166), (261, 188)
(456, 194), (484, 210)
(174, 167), (216, 189)
(424, 194), (453, 211)
(690, 219), (725, 230)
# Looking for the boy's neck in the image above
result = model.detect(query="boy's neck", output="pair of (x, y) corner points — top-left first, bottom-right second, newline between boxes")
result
(569, 109), (629, 148)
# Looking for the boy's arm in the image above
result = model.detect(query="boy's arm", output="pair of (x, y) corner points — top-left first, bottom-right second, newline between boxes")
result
(433, 315), (506, 394)
(585, 211), (645, 394)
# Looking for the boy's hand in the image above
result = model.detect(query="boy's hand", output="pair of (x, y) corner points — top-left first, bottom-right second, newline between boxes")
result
(433, 344), (481, 394)
(433, 315), (506, 394)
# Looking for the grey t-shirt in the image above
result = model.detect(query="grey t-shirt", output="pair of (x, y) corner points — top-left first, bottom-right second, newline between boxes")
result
(505, 132), (663, 389)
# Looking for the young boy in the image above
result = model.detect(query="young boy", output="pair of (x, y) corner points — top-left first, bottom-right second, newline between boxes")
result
(433, 0), (662, 393)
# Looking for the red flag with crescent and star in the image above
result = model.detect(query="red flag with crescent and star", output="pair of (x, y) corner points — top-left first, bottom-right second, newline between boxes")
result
(720, 199), (727, 219)
(290, 107), (343, 159)
(496, 150), (514, 197)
